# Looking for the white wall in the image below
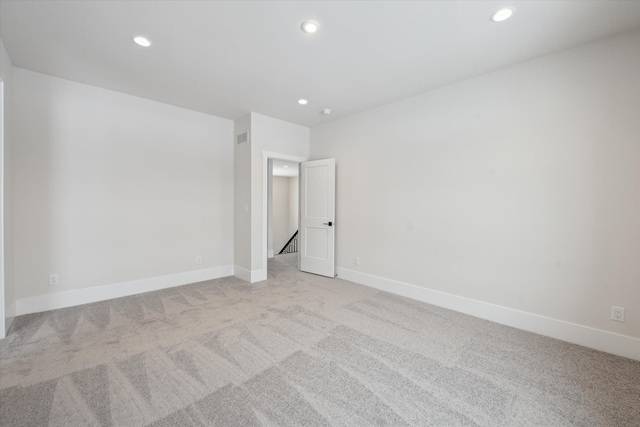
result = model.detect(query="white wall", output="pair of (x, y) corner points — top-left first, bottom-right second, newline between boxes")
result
(268, 167), (298, 259)
(0, 39), (15, 335)
(272, 176), (291, 252)
(288, 176), (299, 239)
(252, 114), (309, 275)
(14, 69), (234, 309)
(232, 113), (308, 282)
(271, 175), (298, 253)
(234, 114), (252, 275)
(311, 30), (640, 355)
(267, 159), (274, 258)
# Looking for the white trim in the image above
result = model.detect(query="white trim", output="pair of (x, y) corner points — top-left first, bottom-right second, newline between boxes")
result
(336, 267), (640, 361)
(5, 300), (14, 335)
(15, 265), (234, 316)
(0, 79), (4, 338)
(4, 299), (16, 337)
(234, 265), (251, 282)
(252, 268), (267, 283)
(233, 265), (266, 283)
(6, 299), (14, 318)
(268, 249), (274, 258)
(262, 151), (307, 283)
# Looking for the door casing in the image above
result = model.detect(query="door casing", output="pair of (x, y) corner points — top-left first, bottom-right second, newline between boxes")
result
(262, 151), (307, 277)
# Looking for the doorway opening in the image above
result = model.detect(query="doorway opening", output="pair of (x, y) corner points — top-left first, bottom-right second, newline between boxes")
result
(267, 158), (300, 275)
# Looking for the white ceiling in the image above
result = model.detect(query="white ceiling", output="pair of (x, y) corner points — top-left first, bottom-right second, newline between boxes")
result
(1, 1), (639, 127)
(272, 160), (299, 178)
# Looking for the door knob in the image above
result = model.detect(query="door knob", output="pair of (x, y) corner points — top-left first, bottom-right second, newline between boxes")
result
(323, 221), (333, 226)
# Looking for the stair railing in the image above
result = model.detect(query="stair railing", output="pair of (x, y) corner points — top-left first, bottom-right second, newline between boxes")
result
(278, 230), (298, 254)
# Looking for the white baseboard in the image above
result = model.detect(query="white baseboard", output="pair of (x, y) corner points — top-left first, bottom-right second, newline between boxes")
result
(6, 299), (16, 318)
(4, 315), (14, 337)
(336, 267), (640, 361)
(15, 265), (234, 316)
(234, 265), (252, 282)
(268, 249), (274, 258)
(5, 299), (16, 335)
(252, 268), (267, 283)
(234, 265), (267, 283)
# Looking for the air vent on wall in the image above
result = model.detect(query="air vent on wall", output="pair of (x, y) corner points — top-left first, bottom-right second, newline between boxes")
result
(237, 131), (249, 144)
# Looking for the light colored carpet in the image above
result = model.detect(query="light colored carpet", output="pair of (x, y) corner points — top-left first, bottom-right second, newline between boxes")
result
(1, 254), (639, 426)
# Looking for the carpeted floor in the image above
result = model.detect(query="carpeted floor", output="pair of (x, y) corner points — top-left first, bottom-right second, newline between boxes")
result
(1, 254), (639, 426)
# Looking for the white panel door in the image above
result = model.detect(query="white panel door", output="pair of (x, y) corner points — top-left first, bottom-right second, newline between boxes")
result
(299, 159), (335, 277)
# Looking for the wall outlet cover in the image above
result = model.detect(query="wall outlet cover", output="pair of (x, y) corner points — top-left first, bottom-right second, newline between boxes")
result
(611, 306), (625, 322)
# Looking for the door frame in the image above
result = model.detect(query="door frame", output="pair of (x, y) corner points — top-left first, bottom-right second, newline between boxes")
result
(0, 79), (5, 337)
(262, 151), (308, 275)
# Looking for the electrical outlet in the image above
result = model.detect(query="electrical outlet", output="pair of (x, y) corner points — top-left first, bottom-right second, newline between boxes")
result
(49, 274), (59, 286)
(195, 256), (202, 265)
(611, 306), (625, 322)
(354, 256), (360, 266)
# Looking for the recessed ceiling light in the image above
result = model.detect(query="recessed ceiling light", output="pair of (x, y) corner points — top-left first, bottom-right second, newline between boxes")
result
(322, 108), (332, 115)
(133, 36), (151, 47)
(491, 8), (514, 22)
(298, 99), (308, 105)
(301, 20), (319, 34)
(284, 165), (289, 168)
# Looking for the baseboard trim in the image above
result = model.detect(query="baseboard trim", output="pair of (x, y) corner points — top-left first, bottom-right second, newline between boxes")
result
(268, 249), (274, 258)
(4, 315), (14, 337)
(15, 265), (234, 316)
(336, 267), (640, 361)
(6, 299), (16, 319)
(4, 299), (16, 335)
(234, 265), (251, 282)
(234, 265), (267, 283)
(251, 268), (267, 283)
